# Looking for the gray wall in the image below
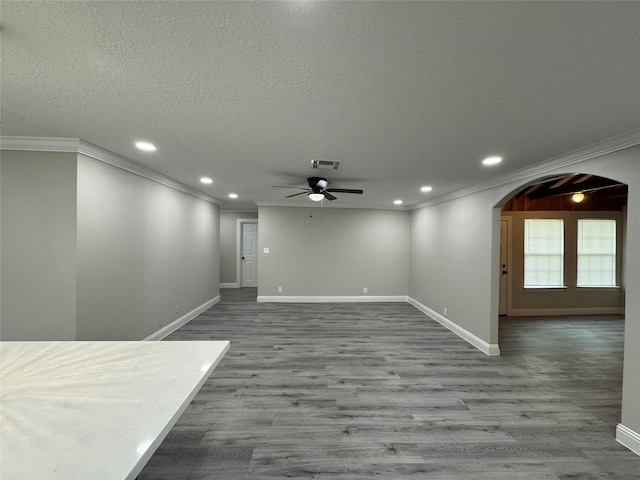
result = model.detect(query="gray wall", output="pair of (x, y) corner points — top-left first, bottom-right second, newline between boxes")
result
(258, 206), (410, 297)
(76, 155), (220, 340)
(1, 151), (78, 340)
(504, 210), (625, 314)
(409, 144), (640, 439)
(0, 150), (220, 341)
(220, 211), (258, 285)
(410, 190), (498, 342)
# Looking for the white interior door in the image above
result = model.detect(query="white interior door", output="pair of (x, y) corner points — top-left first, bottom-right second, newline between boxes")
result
(499, 218), (509, 315)
(241, 223), (258, 287)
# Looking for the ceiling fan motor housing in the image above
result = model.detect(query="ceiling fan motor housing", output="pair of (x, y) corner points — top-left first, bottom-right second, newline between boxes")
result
(308, 177), (329, 190)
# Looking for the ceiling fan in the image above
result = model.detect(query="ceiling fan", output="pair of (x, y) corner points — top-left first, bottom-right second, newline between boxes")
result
(274, 177), (364, 201)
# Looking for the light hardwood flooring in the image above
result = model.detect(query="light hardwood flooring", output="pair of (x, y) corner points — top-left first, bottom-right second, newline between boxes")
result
(138, 289), (639, 479)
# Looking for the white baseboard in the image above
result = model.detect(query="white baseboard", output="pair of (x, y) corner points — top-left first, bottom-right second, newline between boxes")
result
(616, 423), (640, 456)
(408, 297), (500, 356)
(508, 307), (624, 316)
(144, 295), (221, 341)
(257, 295), (409, 303)
(220, 283), (240, 288)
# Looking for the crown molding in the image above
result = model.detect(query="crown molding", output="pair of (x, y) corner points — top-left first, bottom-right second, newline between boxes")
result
(76, 140), (222, 205)
(255, 200), (407, 211)
(0, 136), (82, 152)
(0, 136), (222, 206)
(219, 207), (259, 214)
(412, 128), (640, 210)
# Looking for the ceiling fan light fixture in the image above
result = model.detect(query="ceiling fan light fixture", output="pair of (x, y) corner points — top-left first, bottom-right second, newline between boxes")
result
(572, 192), (585, 203)
(308, 193), (325, 202)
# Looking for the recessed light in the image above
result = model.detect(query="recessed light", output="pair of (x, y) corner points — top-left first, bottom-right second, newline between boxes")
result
(200, 177), (213, 185)
(135, 141), (156, 152)
(393, 199), (403, 205)
(482, 156), (502, 166)
(420, 186), (433, 193)
(228, 193), (239, 199)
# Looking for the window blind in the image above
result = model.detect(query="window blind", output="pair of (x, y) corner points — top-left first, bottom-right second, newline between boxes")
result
(577, 219), (616, 287)
(524, 219), (564, 288)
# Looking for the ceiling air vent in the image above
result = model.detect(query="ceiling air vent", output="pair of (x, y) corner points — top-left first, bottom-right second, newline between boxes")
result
(311, 159), (341, 170)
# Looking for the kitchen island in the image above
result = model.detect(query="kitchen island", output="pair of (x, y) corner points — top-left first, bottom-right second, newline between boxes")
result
(0, 340), (229, 480)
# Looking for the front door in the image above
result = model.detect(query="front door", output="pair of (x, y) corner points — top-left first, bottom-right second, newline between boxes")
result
(242, 223), (258, 287)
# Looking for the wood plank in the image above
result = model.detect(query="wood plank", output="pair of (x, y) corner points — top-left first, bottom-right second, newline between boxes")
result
(138, 292), (639, 479)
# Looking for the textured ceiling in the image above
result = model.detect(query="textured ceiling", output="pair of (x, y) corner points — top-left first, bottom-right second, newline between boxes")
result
(2, 1), (639, 210)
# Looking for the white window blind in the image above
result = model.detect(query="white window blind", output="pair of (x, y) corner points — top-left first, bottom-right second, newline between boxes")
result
(524, 219), (564, 288)
(577, 219), (616, 287)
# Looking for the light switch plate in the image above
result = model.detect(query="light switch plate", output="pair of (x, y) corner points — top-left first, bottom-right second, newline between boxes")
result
(263, 247), (270, 253)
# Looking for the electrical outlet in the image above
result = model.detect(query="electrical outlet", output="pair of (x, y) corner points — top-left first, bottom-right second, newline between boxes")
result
(363, 287), (368, 294)
(277, 286), (283, 293)
(443, 307), (448, 317)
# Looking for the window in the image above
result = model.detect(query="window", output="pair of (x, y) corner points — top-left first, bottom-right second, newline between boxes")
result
(524, 219), (564, 288)
(577, 219), (616, 287)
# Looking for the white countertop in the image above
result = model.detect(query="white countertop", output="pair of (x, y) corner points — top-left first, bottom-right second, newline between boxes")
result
(0, 340), (229, 480)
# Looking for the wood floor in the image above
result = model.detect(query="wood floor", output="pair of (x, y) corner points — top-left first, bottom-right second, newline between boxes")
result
(138, 289), (639, 479)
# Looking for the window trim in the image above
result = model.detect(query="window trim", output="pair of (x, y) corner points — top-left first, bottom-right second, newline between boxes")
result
(523, 285), (567, 291)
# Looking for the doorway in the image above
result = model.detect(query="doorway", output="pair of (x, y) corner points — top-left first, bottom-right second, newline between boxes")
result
(499, 217), (511, 315)
(241, 222), (258, 287)
(235, 219), (259, 289)
(494, 172), (629, 449)
(497, 173), (627, 318)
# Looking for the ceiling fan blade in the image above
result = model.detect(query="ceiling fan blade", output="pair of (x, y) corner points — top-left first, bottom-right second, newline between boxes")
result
(323, 192), (337, 201)
(325, 188), (363, 194)
(285, 191), (309, 198)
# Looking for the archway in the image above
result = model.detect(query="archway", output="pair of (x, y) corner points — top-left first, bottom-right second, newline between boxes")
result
(497, 173), (627, 317)
(493, 172), (629, 441)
